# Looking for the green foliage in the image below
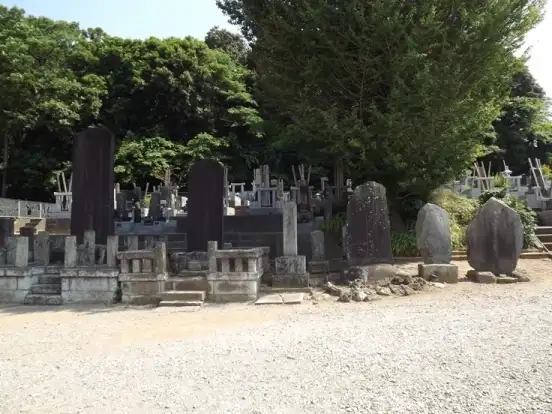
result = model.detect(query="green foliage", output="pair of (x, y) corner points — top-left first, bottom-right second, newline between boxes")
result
(115, 134), (227, 186)
(429, 189), (479, 227)
(542, 164), (552, 179)
(320, 213), (346, 234)
(0, 6), (264, 199)
(390, 231), (418, 257)
(205, 26), (249, 64)
(429, 189), (480, 250)
(218, 0), (545, 199)
(487, 65), (552, 174)
(478, 189), (537, 247)
(492, 174), (509, 188)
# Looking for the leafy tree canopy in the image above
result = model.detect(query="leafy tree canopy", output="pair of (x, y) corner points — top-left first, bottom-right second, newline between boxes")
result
(217, 0), (545, 200)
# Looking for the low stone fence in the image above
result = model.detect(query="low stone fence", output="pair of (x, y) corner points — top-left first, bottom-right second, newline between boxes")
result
(59, 232), (119, 303)
(117, 242), (168, 304)
(0, 236), (45, 302)
(206, 241), (269, 302)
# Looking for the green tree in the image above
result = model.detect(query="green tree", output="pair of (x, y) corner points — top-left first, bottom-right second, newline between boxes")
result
(489, 65), (552, 174)
(114, 133), (228, 186)
(0, 6), (106, 199)
(217, 0), (544, 202)
(205, 26), (248, 64)
(74, 35), (263, 184)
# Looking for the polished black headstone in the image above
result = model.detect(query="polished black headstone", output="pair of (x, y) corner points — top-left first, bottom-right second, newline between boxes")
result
(187, 159), (224, 251)
(70, 127), (115, 244)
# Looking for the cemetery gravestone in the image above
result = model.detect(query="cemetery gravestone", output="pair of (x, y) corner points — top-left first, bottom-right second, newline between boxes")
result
(149, 192), (162, 220)
(187, 159), (224, 252)
(467, 197), (523, 275)
(415, 203), (452, 264)
(71, 127), (115, 244)
(345, 181), (393, 266)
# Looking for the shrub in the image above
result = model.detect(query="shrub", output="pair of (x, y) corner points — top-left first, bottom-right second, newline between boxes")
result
(478, 189), (537, 247)
(320, 213), (346, 233)
(429, 189), (479, 227)
(390, 231), (418, 257)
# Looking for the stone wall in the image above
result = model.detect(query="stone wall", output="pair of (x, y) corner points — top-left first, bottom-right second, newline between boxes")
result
(59, 268), (118, 304)
(0, 267), (44, 302)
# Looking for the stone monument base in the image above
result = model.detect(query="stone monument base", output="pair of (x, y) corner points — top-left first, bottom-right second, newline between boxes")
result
(344, 264), (398, 283)
(273, 255), (309, 287)
(418, 263), (459, 283)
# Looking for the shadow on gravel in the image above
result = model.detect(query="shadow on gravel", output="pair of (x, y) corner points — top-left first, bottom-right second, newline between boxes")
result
(0, 303), (155, 315)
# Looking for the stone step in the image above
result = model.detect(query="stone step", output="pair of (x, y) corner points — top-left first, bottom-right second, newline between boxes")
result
(537, 234), (552, 243)
(159, 290), (205, 302)
(24, 294), (61, 305)
(125, 295), (160, 306)
(535, 226), (552, 235)
(158, 300), (203, 307)
(38, 275), (61, 285)
(30, 283), (61, 295)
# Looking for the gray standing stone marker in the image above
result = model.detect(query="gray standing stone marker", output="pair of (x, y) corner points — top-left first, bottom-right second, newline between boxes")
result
(415, 203), (452, 264)
(467, 197), (523, 275)
(310, 230), (325, 261)
(345, 181), (393, 266)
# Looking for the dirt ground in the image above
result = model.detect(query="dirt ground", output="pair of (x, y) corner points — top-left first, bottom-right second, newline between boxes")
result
(0, 258), (550, 357)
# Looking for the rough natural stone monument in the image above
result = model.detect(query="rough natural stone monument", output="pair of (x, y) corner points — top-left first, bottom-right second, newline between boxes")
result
(187, 159), (225, 252)
(71, 127), (115, 244)
(345, 181), (393, 266)
(416, 203), (452, 264)
(466, 197), (523, 275)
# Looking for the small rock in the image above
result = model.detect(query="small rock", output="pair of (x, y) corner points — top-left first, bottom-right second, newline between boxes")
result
(466, 269), (478, 282)
(410, 282), (424, 291)
(324, 282), (343, 297)
(510, 269), (531, 282)
(376, 278), (392, 287)
(363, 294), (381, 302)
(338, 290), (352, 302)
(390, 276), (404, 285)
(429, 282), (445, 288)
(429, 273), (439, 282)
(476, 271), (497, 284)
(376, 286), (392, 296)
(389, 284), (405, 296)
(363, 288), (378, 296)
(496, 276), (518, 284)
(403, 285), (416, 295)
(351, 289), (367, 302)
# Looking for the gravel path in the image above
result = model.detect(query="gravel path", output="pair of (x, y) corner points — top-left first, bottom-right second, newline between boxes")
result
(1, 259), (552, 413)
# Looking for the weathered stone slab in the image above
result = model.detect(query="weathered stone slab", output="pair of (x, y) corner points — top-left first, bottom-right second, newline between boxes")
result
(255, 294), (283, 305)
(416, 203), (452, 264)
(467, 197), (523, 275)
(282, 292), (304, 304)
(345, 181), (393, 266)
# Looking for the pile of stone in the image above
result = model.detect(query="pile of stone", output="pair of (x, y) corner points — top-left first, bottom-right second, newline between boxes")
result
(324, 268), (445, 303)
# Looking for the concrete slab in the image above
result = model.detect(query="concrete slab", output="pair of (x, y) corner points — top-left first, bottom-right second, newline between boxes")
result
(255, 294), (283, 305)
(282, 292), (304, 304)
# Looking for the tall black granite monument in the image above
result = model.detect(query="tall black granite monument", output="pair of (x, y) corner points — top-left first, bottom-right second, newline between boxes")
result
(187, 159), (224, 251)
(70, 127), (115, 244)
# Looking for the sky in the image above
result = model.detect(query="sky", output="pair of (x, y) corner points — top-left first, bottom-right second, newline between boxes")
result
(3, 0), (552, 97)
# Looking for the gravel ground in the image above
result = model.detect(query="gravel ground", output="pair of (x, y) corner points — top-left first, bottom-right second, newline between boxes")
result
(1, 259), (552, 414)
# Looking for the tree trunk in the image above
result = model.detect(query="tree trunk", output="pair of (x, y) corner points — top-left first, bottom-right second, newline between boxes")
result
(2, 132), (8, 197)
